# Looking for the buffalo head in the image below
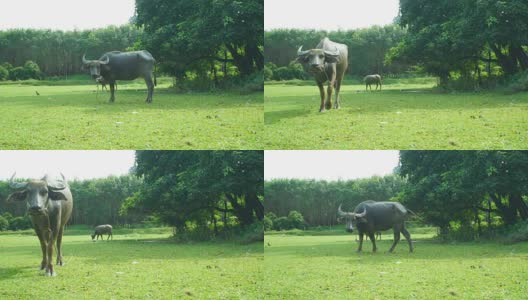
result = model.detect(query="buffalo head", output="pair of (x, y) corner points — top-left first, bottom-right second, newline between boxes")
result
(7, 173), (69, 216)
(337, 204), (367, 233)
(82, 54), (110, 80)
(297, 46), (340, 73)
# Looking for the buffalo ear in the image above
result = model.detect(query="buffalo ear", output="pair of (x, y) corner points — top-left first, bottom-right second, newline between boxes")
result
(296, 55), (309, 64)
(7, 191), (27, 202)
(325, 54), (340, 64)
(49, 190), (68, 201)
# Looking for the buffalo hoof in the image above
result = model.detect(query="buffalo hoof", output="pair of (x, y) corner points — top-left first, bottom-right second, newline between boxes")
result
(45, 271), (57, 277)
(319, 109), (326, 113)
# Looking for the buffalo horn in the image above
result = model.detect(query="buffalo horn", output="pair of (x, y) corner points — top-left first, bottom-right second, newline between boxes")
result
(355, 209), (367, 218)
(9, 173), (28, 190)
(297, 46), (310, 57)
(99, 55), (110, 65)
(82, 54), (89, 64)
(337, 204), (354, 217)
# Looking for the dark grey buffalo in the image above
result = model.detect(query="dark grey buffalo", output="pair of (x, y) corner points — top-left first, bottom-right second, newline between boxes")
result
(297, 38), (349, 112)
(338, 201), (413, 253)
(7, 173), (73, 276)
(91, 224), (113, 241)
(82, 50), (156, 103)
(364, 74), (382, 91)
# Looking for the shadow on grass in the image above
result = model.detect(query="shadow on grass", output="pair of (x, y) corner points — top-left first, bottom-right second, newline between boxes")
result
(0, 88), (262, 113)
(264, 108), (313, 125)
(0, 266), (36, 281)
(265, 237), (525, 261)
(266, 89), (526, 116)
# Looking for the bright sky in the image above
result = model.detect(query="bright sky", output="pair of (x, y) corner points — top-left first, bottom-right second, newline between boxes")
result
(265, 151), (400, 181)
(0, 0), (136, 30)
(0, 151), (136, 181)
(265, 0), (400, 31)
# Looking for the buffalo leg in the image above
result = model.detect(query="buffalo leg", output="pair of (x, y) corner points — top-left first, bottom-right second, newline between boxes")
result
(144, 75), (154, 103)
(357, 233), (364, 252)
(402, 227), (413, 252)
(317, 82), (326, 112)
(389, 228), (401, 253)
(368, 233), (377, 252)
(35, 228), (47, 270)
(326, 81), (334, 110)
(56, 225), (64, 266)
(334, 80), (342, 109)
(109, 82), (116, 102)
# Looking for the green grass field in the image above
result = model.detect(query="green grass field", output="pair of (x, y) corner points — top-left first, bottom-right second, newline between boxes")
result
(265, 78), (528, 149)
(0, 227), (263, 299)
(0, 78), (262, 149)
(264, 228), (528, 299)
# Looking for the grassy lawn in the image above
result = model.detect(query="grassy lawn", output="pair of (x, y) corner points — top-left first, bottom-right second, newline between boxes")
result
(264, 78), (528, 149)
(0, 227), (263, 299)
(264, 227), (528, 299)
(0, 78), (263, 149)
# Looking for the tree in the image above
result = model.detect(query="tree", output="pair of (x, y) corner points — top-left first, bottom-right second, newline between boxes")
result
(399, 151), (528, 234)
(392, 0), (528, 83)
(135, 0), (263, 79)
(122, 151), (264, 232)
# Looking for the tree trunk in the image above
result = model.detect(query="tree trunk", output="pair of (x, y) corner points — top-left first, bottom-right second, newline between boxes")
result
(490, 193), (517, 225)
(510, 194), (528, 220)
(491, 44), (518, 75)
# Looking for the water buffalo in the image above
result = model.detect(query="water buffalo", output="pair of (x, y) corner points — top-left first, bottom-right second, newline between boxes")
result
(338, 201), (413, 253)
(91, 224), (113, 241)
(364, 74), (382, 91)
(7, 173), (73, 276)
(82, 50), (156, 103)
(297, 38), (349, 112)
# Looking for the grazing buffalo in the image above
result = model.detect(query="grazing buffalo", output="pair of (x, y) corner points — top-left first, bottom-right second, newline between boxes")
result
(338, 201), (413, 253)
(82, 50), (156, 103)
(364, 74), (382, 91)
(7, 173), (73, 276)
(91, 224), (113, 241)
(297, 38), (349, 112)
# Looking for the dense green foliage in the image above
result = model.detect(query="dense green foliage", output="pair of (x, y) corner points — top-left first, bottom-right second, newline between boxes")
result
(122, 151), (264, 236)
(135, 0), (263, 81)
(0, 78), (263, 149)
(0, 228), (263, 298)
(264, 227), (528, 299)
(264, 211), (306, 231)
(264, 80), (528, 149)
(391, 0), (528, 86)
(0, 175), (146, 226)
(265, 175), (406, 226)
(399, 151), (528, 235)
(0, 25), (142, 77)
(264, 25), (413, 79)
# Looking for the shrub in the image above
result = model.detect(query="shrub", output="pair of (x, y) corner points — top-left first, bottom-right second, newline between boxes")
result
(287, 210), (305, 229)
(0, 65), (9, 81)
(263, 215), (273, 231)
(273, 67), (294, 81)
(23, 60), (42, 80)
(9, 67), (30, 81)
(506, 70), (528, 93)
(265, 212), (277, 222)
(8, 216), (32, 231)
(2, 62), (13, 71)
(0, 215), (8, 231)
(502, 220), (528, 244)
(273, 216), (291, 231)
(263, 65), (273, 81)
